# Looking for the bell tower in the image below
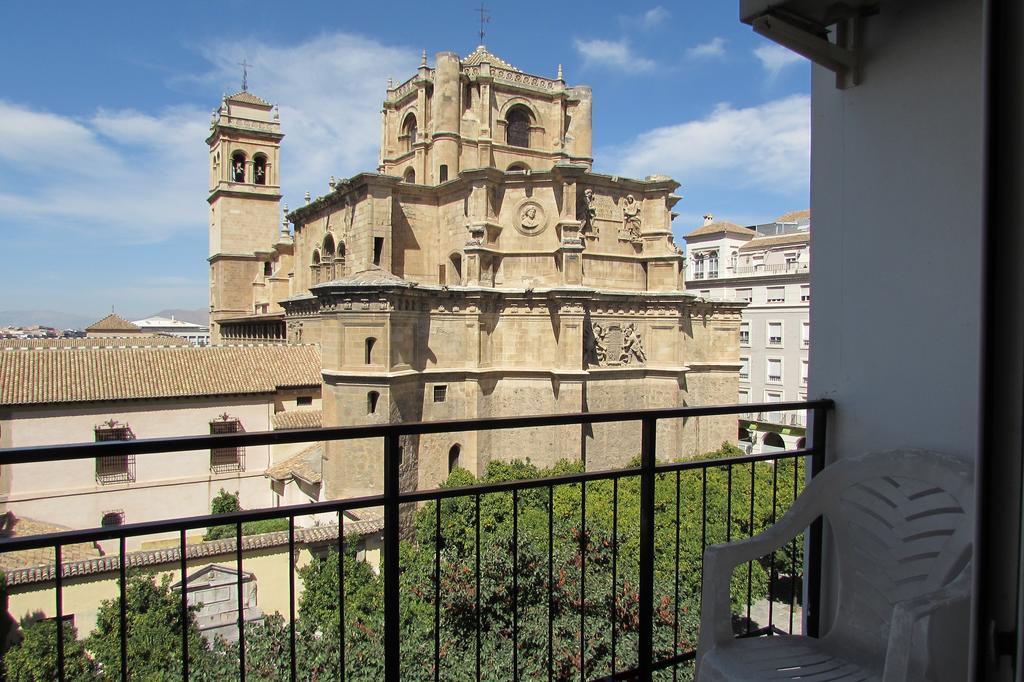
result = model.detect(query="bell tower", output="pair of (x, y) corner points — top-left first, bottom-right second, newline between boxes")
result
(207, 89), (284, 342)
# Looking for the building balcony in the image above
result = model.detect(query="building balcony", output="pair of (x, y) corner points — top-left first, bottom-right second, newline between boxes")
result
(732, 263), (809, 276)
(0, 400), (830, 680)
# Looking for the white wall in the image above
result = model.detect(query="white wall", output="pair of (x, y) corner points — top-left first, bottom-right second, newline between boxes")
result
(810, 0), (984, 462)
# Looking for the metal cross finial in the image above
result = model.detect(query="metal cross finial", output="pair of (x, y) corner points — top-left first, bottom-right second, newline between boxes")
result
(477, 2), (490, 46)
(239, 59), (252, 91)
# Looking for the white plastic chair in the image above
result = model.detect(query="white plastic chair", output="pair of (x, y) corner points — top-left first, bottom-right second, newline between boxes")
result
(695, 450), (974, 681)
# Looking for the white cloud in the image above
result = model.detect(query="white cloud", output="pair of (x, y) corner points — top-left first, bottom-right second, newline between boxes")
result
(574, 38), (655, 72)
(639, 7), (670, 30)
(753, 43), (804, 78)
(194, 33), (415, 204)
(0, 32), (417, 243)
(687, 37), (727, 59)
(598, 94), (811, 195)
(0, 101), (209, 242)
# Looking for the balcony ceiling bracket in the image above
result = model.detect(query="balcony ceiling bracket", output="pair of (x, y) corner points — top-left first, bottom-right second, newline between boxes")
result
(750, 7), (871, 89)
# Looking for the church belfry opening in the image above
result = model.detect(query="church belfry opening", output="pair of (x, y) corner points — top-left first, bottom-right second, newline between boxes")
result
(231, 151), (247, 182)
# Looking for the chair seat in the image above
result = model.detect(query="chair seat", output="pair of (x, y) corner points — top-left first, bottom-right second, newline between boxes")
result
(697, 635), (881, 681)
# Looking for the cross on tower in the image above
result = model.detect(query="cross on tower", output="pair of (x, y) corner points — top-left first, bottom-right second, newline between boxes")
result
(238, 59), (252, 92)
(477, 3), (490, 46)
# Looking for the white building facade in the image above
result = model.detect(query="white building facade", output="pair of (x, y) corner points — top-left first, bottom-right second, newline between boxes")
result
(132, 315), (211, 346)
(684, 211), (810, 452)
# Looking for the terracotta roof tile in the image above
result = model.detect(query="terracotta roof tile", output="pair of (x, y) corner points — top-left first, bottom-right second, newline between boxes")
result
(463, 45), (521, 71)
(266, 443), (322, 484)
(776, 209), (811, 222)
(272, 410), (323, 431)
(738, 232), (811, 251)
(0, 336), (190, 350)
(85, 313), (142, 333)
(0, 344), (322, 406)
(685, 221), (757, 239)
(5, 517), (384, 586)
(226, 90), (272, 107)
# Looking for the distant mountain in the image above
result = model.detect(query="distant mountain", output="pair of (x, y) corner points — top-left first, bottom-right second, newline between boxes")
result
(0, 310), (99, 330)
(147, 308), (209, 326)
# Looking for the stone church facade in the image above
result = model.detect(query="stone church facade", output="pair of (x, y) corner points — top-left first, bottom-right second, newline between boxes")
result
(207, 47), (743, 499)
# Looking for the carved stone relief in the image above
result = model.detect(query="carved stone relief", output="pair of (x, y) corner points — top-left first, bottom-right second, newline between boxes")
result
(514, 200), (548, 236)
(586, 321), (647, 366)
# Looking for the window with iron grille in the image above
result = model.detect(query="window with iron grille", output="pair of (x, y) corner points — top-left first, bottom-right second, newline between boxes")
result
(101, 510), (125, 527)
(210, 415), (245, 472)
(94, 420), (136, 484)
(434, 385), (447, 403)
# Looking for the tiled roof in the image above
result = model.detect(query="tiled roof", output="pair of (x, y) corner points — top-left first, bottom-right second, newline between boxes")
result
(0, 517), (102, 572)
(315, 265), (416, 289)
(0, 336), (190, 349)
(272, 410), (322, 431)
(266, 443), (322, 484)
(738, 232), (811, 251)
(226, 90), (272, 107)
(85, 313), (142, 333)
(463, 45), (521, 71)
(0, 344), (322, 406)
(5, 517), (384, 587)
(685, 221), (757, 239)
(776, 209), (811, 222)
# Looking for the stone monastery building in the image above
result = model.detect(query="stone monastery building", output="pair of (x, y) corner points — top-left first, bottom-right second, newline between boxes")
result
(207, 46), (744, 499)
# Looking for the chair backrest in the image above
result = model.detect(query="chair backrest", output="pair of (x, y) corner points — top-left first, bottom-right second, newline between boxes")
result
(811, 450), (974, 663)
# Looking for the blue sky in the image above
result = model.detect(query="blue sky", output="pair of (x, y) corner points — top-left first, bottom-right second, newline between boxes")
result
(0, 2), (809, 322)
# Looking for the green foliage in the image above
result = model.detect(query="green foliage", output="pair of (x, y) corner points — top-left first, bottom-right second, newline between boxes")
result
(3, 619), (94, 681)
(204, 488), (290, 540)
(86, 574), (213, 679)
(2, 444), (804, 680)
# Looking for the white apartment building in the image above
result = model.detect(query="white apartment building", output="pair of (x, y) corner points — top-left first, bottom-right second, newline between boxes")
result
(132, 315), (211, 346)
(683, 210), (810, 452)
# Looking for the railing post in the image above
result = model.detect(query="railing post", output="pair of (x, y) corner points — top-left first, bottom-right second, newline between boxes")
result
(638, 416), (657, 676)
(384, 433), (401, 681)
(805, 406), (829, 638)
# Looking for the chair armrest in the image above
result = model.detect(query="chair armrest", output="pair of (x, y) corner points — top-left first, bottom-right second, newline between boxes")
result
(881, 571), (972, 682)
(699, 488), (827, 653)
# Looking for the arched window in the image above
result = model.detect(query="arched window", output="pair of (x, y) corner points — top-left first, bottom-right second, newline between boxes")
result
(448, 444), (461, 474)
(311, 249), (321, 284)
(365, 337), (377, 364)
(367, 391), (380, 414)
(796, 437), (806, 449)
(403, 167), (416, 183)
(231, 151), (247, 182)
(322, 234), (335, 259)
(253, 154), (268, 185)
(322, 234), (336, 279)
(763, 432), (786, 450)
(506, 162), (529, 173)
(402, 113), (418, 152)
(506, 106), (531, 148)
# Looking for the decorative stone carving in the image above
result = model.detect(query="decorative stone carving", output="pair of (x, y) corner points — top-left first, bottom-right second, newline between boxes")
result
(620, 194), (642, 242)
(514, 200), (548, 236)
(577, 188), (597, 236)
(586, 321), (646, 366)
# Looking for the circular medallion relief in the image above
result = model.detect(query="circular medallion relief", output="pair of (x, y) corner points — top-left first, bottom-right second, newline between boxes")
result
(514, 200), (548, 236)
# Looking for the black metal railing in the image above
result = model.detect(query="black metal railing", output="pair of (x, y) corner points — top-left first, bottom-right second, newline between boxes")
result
(0, 399), (832, 681)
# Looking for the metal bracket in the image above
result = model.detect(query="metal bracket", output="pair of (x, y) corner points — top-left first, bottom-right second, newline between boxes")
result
(752, 12), (863, 89)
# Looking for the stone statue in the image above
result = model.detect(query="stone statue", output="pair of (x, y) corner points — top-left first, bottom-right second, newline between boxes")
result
(621, 323), (646, 364)
(622, 194), (642, 241)
(578, 188), (597, 234)
(585, 322), (608, 366)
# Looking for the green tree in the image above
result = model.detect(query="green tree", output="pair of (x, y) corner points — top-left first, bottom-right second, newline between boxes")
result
(3, 619), (95, 681)
(204, 488), (289, 541)
(86, 574), (215, 680)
